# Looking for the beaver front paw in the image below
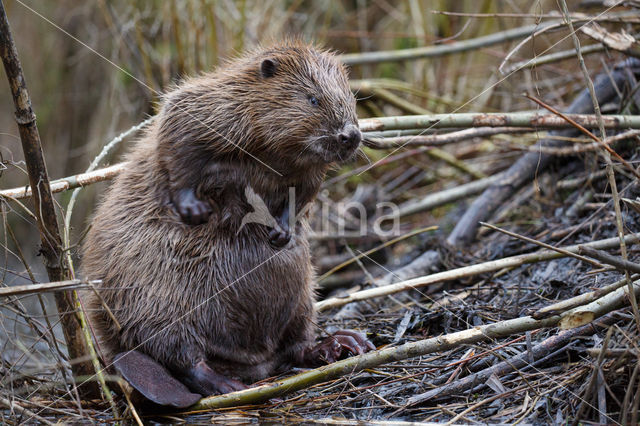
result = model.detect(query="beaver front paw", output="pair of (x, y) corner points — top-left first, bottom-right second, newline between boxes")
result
(174, 188), (212, 225)
(269, 227), (291, 248)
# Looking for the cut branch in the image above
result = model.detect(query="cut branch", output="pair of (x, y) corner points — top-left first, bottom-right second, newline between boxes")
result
(1, 162), (126, 200)
(315, 233), (639, 312)
(358, 112), (640, 132)
(193, 275), (640, 410)
(447, 57), (640, 247)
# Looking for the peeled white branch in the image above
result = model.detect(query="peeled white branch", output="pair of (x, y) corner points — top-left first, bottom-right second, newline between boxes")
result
(0, 163), (127, 200)
(193, 268), (640, 410)
(315, 234), (640, 312)
(358, 112), (640, 132)
(3, 113), (639, 201)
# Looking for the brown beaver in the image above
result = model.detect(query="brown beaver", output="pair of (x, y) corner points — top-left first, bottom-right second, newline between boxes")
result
(81, 41), (373, 407)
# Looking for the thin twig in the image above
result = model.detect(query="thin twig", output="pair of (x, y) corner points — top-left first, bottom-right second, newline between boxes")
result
(364, 127), (535, 148)
(524, 94), (640, 181)
(0, 279), (96, 298)
(480, 222), (606, 269)
(501, 44), (605, 74)
(0, 162), (126, 200)
(559, 0), (640, 335)
(578, 246), (640, 274)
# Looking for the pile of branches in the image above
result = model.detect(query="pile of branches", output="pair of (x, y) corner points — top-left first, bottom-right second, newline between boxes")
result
(193, 59), (640, 424)
(2, 2), (640, 424)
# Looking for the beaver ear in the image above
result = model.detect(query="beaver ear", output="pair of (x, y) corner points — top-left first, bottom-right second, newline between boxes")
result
(260, 58), (277, 78)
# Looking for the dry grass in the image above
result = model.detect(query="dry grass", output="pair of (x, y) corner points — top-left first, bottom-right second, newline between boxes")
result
(1, 0), (640, 423)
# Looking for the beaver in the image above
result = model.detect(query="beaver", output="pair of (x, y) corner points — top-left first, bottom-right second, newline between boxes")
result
(81, 41), (373, 407)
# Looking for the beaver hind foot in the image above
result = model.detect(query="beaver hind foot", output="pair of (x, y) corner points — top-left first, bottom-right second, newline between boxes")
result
(181, 360), (248, 396)
(113, 350), (250, 407)
(304, 330), (376, 367)
(113, 350), (201, 408)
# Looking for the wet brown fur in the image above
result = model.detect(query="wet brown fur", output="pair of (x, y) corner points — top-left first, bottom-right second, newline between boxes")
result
(81, 41), (359, 383)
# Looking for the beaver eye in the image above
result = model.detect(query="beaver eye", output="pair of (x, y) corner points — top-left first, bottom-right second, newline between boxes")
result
(308, 95), (319, 106)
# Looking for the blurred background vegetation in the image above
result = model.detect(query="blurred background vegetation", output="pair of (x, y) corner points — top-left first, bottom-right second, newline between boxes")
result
(2, 0), (620, 284)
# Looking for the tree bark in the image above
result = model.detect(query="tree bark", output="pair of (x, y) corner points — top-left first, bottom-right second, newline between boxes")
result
(0, 0), (98, 397)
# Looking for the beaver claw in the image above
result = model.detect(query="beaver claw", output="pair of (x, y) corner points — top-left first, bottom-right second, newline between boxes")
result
(304, 330), (375, 367)
(269, 227), (291, 248)
(269, 201), (292, 248)
(174, 188), (212, 225)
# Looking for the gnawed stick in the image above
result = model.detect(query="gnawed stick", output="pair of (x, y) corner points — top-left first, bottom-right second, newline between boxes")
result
(405, 315), (616, 406)
(446, 58), (640, 247)
(358, 112), (640, 132)
(364, 126), (533, 148)
(193, 274), (640, 410)
(315, 233), (639, 312)
(0, 162), (127, 200)
(578, 246), (640, 274)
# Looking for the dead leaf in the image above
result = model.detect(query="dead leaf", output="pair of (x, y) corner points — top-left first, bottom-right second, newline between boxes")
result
(581, 23), (636, 51)
(559, 310), (595, 329)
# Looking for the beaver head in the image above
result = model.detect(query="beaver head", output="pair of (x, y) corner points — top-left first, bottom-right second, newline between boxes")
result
(245, 43), (361, 166)
(157, 41), (361, 171)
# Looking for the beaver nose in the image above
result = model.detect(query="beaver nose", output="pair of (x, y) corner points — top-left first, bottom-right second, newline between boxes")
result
(338, 125), (362, 148)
